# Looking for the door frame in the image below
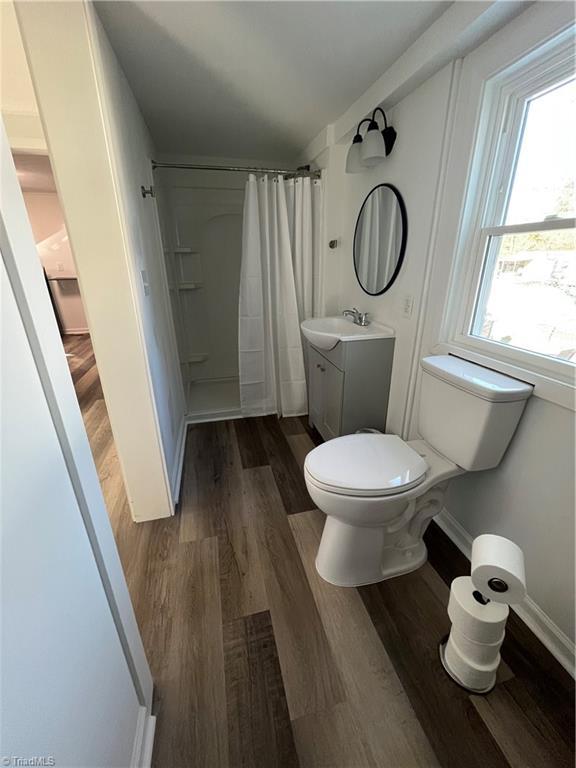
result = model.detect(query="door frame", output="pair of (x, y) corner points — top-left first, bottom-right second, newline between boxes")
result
(1, 122), (155, 764)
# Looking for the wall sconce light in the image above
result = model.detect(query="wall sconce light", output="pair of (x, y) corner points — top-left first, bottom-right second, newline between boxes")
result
(345, 107), (397, 174)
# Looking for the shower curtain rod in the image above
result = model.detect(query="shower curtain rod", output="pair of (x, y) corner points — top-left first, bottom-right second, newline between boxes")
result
(151, 160), (321, 179)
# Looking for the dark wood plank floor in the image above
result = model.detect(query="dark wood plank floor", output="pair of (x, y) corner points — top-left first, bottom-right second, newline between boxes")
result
(65, 334), (575, 768)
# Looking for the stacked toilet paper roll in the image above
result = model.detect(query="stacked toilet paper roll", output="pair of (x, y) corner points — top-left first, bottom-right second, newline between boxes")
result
(444, 576), (509, 692)
(471, 534), (526, 604)
(440, 534), (526, 693)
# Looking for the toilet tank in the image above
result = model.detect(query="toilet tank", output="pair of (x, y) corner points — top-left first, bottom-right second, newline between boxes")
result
(418, 355), (533, 471)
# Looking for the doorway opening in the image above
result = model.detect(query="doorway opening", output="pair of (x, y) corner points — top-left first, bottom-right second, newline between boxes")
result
(12, 151), (130, 537)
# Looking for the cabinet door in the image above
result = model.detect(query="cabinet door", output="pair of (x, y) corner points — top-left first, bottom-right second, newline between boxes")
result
(308, 347), (325, 427)
(308, 347), (344, 440)
(321, 359), (344, 440)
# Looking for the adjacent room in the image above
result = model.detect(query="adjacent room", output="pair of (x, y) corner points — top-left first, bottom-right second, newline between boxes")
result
(11, 150), (133, 534)
(2, 2), (574, 767)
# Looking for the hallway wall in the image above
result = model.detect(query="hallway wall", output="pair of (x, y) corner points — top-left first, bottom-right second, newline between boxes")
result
(0, 1), (46, 152)
(90, 9), (187, 499)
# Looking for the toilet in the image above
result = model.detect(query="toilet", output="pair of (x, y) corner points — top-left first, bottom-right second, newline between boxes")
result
(304, 355), (533, 587)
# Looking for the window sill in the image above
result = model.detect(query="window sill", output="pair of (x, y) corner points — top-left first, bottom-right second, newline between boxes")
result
(433, 339), (576, 412)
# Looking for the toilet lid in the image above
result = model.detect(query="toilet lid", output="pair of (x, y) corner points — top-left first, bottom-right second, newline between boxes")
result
(304, 434), (428, 497)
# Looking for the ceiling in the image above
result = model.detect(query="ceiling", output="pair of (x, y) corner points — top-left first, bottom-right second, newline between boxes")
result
(13, 153), (56, 192)
(96, 1), (451, 162)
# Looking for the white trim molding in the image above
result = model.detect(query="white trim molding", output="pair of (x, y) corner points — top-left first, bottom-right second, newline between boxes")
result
(170, 416), (188, 505)
(184, 409), (280, 427)
(435, 508), (575, 678)
(186, 409), (243, 425)
(130, 706), (157, 768)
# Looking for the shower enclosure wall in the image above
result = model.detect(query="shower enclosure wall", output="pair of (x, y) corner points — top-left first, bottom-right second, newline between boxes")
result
(156, 167), (245, 419)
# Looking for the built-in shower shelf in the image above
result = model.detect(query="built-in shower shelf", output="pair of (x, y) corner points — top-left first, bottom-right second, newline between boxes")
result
(164, 246), (198, 255)
(181, 356), (209, 383)
(177, 282), (203, 290)
(190, 375), (239, 384)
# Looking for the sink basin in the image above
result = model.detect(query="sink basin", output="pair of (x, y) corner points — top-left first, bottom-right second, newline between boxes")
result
(300, 316), (395, 351)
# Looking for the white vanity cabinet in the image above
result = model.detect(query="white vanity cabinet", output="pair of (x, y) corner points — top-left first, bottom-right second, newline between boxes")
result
(306, 337), (395, 441)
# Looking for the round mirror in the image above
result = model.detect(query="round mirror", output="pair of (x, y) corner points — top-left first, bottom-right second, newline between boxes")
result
(353, 183), (407, 295)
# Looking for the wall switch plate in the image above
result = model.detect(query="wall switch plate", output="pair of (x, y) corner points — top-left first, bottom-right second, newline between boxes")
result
(402, 294), (414, 318)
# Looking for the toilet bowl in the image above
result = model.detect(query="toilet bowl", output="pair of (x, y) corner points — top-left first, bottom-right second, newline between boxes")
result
(305, 435), (461, 586)
(305, 355), (533, 587)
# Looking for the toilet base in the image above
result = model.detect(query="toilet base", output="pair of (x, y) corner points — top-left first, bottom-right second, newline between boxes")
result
(315, 516), (428, 587)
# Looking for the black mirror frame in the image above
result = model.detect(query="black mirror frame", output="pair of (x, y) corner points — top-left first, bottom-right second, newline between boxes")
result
(353, 183), (408, 296)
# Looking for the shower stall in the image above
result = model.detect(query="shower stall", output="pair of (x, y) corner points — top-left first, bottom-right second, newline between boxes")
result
(155, 165), (245, 419)
(155, 161), (322, 421)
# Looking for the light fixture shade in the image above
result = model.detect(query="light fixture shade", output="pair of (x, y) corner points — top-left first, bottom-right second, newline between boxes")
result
(360, 122), (386, 167)
(345, 137), (365, 174)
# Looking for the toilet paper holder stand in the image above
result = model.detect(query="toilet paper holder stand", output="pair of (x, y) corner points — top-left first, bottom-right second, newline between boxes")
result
(438, 588), (498, 695)
(439, 534), (526, 695)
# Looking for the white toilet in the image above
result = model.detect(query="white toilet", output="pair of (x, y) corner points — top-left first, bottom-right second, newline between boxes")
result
(304, 355), (533, 587)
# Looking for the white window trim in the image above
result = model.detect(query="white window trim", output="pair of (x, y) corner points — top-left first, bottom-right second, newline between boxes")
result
(440, 25), (576, 409)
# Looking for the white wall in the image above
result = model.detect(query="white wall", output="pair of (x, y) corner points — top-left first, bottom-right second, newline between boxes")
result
(446, 396), (575, 642)
(16, 1), (185, 519)
(89, 10), (187, 497)
(303, 3), (575, 670)
(1, 259), (141, 766)
(0, 1), (46, 151)
(420, 4), (576, 662)
(304, 64), (455, 437)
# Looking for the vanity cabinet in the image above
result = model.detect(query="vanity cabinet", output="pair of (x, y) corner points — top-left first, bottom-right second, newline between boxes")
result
(307, 337), (395, 441)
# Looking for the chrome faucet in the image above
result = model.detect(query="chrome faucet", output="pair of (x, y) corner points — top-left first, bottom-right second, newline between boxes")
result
(342, 308), (370, 326)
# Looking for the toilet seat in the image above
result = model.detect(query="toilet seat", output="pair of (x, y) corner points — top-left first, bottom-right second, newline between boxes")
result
(304, 433), (428, 498)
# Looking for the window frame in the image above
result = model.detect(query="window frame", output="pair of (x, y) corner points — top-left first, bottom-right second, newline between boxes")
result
(447, 29), (576, 389)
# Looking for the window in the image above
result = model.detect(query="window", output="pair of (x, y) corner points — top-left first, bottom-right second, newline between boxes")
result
(472, 80), (575, 361)
(455, 31), (576, 378)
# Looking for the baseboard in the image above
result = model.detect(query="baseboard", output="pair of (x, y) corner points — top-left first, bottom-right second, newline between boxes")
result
(140, 715), (156, 767)
(63, 327), (89, 334)
(185, 409), (294, 424)
(170, 417), (188, 506)
(131, 706), (156, 767)
(186, 408), (244, 424)
(435, 508), (575, 678)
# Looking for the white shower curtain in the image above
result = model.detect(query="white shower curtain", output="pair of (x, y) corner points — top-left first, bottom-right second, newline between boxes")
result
(238, 173), (322, 417)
